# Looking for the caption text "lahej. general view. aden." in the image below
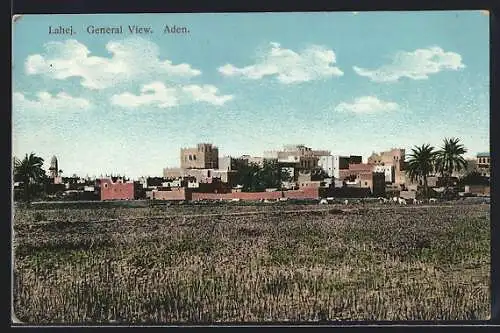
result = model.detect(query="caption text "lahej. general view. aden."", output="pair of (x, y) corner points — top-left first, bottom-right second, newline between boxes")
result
(48, 24), (190, 35)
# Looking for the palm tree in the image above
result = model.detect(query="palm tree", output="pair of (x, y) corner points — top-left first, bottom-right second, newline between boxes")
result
(405, 144), (436, 199)
(13, 153), (46, 202)
(434, 138), (467, 195)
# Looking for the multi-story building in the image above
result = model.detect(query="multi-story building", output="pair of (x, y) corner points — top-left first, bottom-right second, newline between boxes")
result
(329, 155), (362, 179)
(163, 168), (184, 179)
(373, 164), (395, 184)
(338, 163), (373, 180)
(335, 162), (386, 196)
(358, 171), (386, 197)
(219, 156), (250, 171)
(99, 177), (143, 201)
(318, 155), (334, 178)
(218, 156), (235, 171)
(180, 143), (219, 169)
(263, 145), (331, 174)
(368, 148), (406, 186)
(476, 152), (490, 178)
(240, 155), (264, 167)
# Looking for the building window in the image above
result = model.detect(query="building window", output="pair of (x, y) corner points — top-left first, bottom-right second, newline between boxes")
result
(193, 155), (197, 160)
(189, 155), (192, 161)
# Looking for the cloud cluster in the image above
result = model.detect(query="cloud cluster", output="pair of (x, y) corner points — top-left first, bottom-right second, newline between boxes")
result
(25, 38), (201, 90)
(335, 96), (399, 114)
(353, 46), (465, 82)
(13, 91), (92, 111)
(111, 82), (233, 108)
(19, 39), (467, 116)
(218, 42), (343, 84)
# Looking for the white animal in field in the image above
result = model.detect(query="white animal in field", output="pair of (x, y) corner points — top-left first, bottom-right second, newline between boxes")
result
(344, 199), (349, 205)
(392, 197), (398, 203)
(429, 198), (437, 203)
(263, 199), (270, 203)
(398, 198), (407, 205)
(319, 199), (328, 205)
(378, 197), (388, 203)
(231, 198), (241, 202)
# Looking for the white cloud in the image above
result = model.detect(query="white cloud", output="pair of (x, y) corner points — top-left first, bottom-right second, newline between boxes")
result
(110, 82), (179, 108)
(13, 91), (92, 111)
(335, 96), (399, 114)
(218, 42), (343, 84)
(182, 85), (234, 106)
(25, 38), (201, 90)
(353, 46), (465, 83)
(111, 81), (233, 108)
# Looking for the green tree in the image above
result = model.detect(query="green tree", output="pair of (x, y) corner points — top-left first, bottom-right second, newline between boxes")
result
(405, 144), (436, 199)
(235, 160), (291, 192)
(13, 153), (47, 202)
(435, 137), (467, 194)
(259, 159), (288, 189)
(235, 162), (263, 192)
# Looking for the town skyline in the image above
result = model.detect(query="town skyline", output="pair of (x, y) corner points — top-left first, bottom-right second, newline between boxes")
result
(13, 12), (489, 179)
(15, 141), (489, 180)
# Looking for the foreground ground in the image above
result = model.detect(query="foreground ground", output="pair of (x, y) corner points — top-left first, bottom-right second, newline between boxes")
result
(13, 202), (490, 323)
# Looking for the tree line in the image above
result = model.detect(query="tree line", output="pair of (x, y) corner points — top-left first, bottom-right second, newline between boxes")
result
(405, 137), (487, 198)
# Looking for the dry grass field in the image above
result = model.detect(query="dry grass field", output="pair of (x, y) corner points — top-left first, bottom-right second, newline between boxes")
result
(12, 202), (490, 323)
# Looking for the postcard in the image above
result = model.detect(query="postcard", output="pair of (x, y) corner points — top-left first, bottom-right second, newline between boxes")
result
(12, 11), (490, 324)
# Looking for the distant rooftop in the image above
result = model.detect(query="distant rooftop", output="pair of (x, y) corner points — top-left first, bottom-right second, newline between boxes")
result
(477, 152), (490, 157)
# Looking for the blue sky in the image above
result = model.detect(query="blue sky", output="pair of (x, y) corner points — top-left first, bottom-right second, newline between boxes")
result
(12, 11), (490, 179)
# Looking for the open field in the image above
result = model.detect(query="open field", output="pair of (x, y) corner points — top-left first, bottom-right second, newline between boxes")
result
(13, 203), (490, 323)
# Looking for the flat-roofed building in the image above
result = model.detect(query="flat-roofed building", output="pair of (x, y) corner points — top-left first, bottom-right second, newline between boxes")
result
(476, 152), (490, 178)
(180, 143), (219, 169)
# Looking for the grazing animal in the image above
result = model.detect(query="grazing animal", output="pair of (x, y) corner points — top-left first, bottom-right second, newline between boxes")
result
(319, 199), (328, 205)
(378, 197), (388, 203)
(392, 197), (398, 203)
(429, 198), (437, 203)
(344, 199), (349, 205)
(398, 198), (407, 205)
